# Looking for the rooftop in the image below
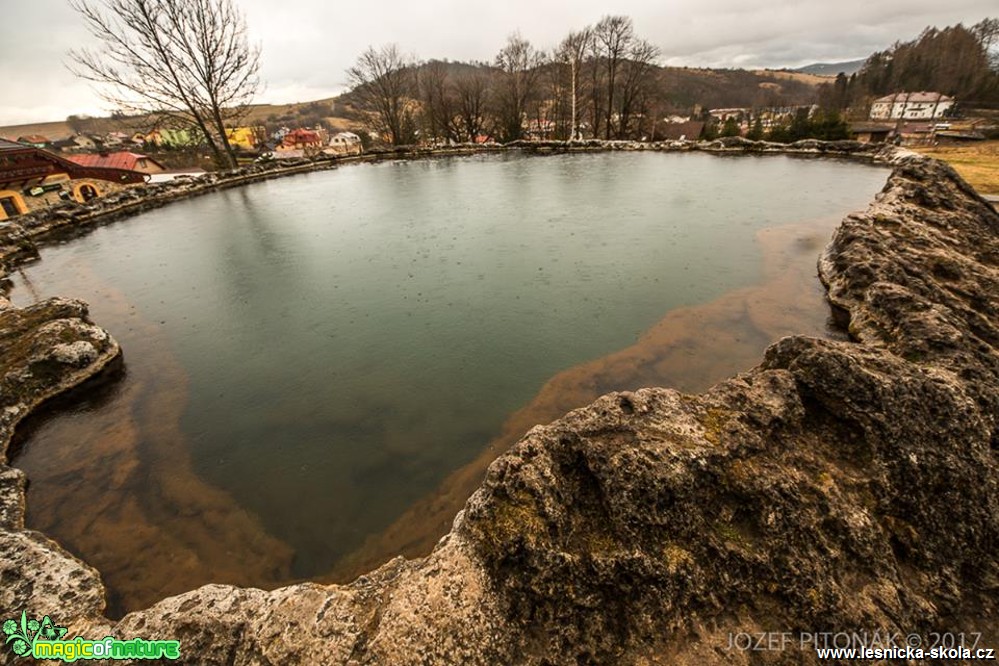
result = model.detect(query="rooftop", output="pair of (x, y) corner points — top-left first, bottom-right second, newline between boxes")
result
(0, 138), (30, 153)
(874, 92), (954, 104)
(67, 152), (163, 172)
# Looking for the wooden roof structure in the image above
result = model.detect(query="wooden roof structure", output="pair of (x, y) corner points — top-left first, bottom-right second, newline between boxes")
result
(67, 151), (165, 172)
(0, 138), (147, 190)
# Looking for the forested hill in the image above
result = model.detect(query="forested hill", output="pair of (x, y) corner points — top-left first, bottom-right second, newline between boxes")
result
(339, 59), (823, 114)
(822, 19), (999, 110)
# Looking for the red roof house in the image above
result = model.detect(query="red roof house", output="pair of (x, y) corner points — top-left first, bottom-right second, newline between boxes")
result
(67, 151), (166, 175)
(280, 129), (323, 150)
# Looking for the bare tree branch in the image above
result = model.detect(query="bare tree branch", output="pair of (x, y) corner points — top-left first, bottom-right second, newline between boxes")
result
(493, 33), (546, 142)
(67, 0), (260, 168)
(347, 45), (416, 146)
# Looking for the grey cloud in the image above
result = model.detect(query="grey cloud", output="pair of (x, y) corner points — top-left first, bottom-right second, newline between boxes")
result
(1, 0), (995, 126)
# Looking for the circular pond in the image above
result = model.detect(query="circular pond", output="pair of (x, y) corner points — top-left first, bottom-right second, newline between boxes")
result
(10, 151), (888, 614)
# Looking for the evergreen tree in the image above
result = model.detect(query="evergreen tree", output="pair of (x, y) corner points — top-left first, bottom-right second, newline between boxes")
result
(854, 21), (999, 104)
(766, 121), (791, 143)
(787, 108), (812, 142)
(720, 116), (741, 137)
(810, 110), (850, 140)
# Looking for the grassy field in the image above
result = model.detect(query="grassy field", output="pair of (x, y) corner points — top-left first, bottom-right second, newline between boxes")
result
(916, 140), (999, 195)
(752, 69), (834, 86)
(0, 98), (352, 143)
(0, 120), (76, 141)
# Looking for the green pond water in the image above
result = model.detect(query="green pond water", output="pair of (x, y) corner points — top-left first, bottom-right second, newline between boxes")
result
(10, 152), (887, 604)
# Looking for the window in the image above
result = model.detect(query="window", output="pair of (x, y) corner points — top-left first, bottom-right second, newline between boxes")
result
(1, 197), (20, 217)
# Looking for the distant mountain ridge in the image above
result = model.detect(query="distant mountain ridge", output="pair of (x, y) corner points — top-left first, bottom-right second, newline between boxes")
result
(794, 59), (866, 76)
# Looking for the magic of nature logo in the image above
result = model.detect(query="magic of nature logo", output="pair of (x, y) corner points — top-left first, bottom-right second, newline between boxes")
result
(3, 610), (180, 662)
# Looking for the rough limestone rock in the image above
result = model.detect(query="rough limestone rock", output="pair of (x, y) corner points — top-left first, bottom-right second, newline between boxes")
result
(0, 147), (996, 664)
(0, 298), (120, 634)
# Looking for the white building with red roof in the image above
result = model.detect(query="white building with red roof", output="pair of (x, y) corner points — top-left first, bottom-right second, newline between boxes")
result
(870, 92), (954, 121)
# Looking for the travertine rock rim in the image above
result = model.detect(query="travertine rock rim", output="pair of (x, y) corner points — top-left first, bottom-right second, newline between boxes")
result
(2, 141), (997, 665)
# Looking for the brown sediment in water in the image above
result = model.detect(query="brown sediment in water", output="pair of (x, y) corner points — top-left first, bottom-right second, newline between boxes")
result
(13, 210), (851, 612)
(323, 214), (848, 582)
(15, 260), (294, 615)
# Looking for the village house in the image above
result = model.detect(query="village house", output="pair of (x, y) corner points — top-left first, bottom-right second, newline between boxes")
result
(145, 128), (201, 149)
(848, 122), (894, 144)
(326, 132), (363, 156)
(102, 131), (134, 148)
(657, 120), (705, 141)
(16, 135), (50, 149)
(278, 128), (325, 153)
(707, 108), (748, 123)
(54, 134), (100, 152)
(869, 92), (954, 120)
(755, 105), (819, 128)
(0, 138), (146, 220)
(225, 126), (266, 151)
(50, 136), (84, 152)
(67, 151), (166, 175)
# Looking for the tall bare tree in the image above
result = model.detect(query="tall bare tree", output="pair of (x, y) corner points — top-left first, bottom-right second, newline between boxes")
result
(616, 39), (661, 139)
(417, 60), (460, 144)
(69, 0), (261, 168)
(347, 44), (417, 146)
(493, 33), (546, 142)
(592, 15), (634, 140)
(557, 28), (592, 140)
(452, 67), (492, 142)
(542, 57), (570, 140)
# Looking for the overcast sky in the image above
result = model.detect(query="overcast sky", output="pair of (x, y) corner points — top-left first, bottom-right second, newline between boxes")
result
(0, 0), (994, 127)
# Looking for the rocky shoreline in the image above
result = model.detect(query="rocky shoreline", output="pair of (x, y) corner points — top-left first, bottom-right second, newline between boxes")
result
(1, 141), (996, 664)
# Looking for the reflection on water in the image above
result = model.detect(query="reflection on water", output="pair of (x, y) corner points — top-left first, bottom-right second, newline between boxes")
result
(8, 153), (887, 614)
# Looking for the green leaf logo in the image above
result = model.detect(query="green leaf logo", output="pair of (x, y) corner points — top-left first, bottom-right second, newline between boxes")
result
(2, 611), (68, 658)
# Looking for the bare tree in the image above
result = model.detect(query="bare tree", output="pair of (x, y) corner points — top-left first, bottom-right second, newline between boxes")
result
(69, 0), (261, 168)
(452, 67), (492, 142)
(417, 60), (461, 144)
(347, 44), (417, 146)
(557, 28), (592, 140)
(542, 56), (570, 140)
(616, 39), (661, 139)
(493, 33), (546, 142)
(592, 16), (635, 140)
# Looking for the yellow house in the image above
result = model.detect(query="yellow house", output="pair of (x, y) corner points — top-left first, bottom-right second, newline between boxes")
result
(225, 127), (265, 151)
(1, 138), (140, 219)
(0, 188), (28, 220)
